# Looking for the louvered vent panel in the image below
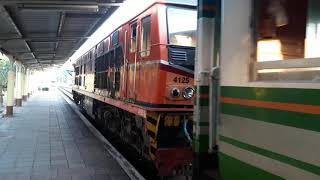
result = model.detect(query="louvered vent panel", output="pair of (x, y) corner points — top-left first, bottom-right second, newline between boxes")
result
(171, 49), (187, 61)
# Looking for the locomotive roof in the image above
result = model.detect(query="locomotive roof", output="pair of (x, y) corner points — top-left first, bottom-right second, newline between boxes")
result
(75, 0), (197, 64)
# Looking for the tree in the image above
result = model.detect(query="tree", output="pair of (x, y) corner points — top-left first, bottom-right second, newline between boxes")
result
(0, 55), (10, 106)
(0, 57), (10, 88)
(0, 58), (10, 87)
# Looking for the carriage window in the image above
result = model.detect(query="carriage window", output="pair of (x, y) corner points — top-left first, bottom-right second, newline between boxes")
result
(256, 0), (320, 61)
(75, 66), (80, 76)
(91, 48), (96, 60)
(130, 23), (137, 52)
(112, 31), (119, 46)
(97, 42), (104, 57)
(86, 52), (89, 60)
(86, 60), (91, 73)
(80, 65), (83, 75)
(254, 0), (320, 81)
(104, 38), (110, 52)
(141, 16), (151, 57)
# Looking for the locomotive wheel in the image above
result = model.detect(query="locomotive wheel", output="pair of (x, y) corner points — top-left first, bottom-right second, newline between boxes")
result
(119, 115), (126, 139)
(136, 133), (144, 156)
(102, 111), (113, 131)
(120, 114), (131, 143)
(103, 110), (120, 133)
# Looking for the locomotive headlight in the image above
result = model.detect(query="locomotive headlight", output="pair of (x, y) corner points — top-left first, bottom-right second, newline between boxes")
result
(183, 87), (195, 99)
(171, 88), (180, 98)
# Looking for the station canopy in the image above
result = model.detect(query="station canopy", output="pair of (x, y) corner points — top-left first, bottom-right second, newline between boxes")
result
(0, 0), (123, 69)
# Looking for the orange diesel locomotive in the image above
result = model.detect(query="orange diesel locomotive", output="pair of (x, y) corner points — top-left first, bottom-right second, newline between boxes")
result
(72, 0), (197, 177)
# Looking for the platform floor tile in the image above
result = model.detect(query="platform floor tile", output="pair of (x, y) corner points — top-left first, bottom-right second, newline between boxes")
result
(0, 90), (130, 180)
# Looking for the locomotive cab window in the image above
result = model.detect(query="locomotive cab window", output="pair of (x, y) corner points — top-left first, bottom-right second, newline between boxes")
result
(141, 16), (151, 57)
(167, 7), (197, 47)
(254, 0), (320, 81)
(130, 23), (137, 52)
(166, 7), (197, 70)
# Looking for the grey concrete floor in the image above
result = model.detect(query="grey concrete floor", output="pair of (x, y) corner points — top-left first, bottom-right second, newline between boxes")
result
(0, 90), (130, 180)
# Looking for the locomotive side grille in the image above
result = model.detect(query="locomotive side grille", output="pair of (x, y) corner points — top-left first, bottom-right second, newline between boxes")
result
(168, 46), (195, 71)
(171, 50), (187, 61)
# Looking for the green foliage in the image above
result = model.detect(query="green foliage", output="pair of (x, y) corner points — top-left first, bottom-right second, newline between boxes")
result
(0, 57), (10, 87)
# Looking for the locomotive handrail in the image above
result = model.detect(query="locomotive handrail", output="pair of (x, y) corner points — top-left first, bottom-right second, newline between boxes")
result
(150, 43), (170, 47)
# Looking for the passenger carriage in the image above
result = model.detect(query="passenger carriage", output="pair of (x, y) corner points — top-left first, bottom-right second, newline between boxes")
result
(195, 0), (320, 179)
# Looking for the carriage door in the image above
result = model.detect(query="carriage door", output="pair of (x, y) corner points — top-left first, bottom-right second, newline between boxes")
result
(128, 21), (139, 100)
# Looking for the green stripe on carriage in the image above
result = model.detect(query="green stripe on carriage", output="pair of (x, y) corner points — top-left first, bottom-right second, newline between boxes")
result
(198, 99), (209, 106)
(195, 86), (209, 106)
(194, 99), (209, 106)
(220, 135), (320, 176)
(198, 86), (209, 106)
(219, 152), (285, 180)
(221, 86), (320, 106)
(198, 85), (209, 94)
(222, 103), (320, 132)
(193, 134), (209, 153)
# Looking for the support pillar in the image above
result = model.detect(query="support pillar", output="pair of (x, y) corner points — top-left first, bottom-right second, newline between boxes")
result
(6, 55), (15, 116)
(0, 86), (3, 108)
(14, 68), (18, 103)
(27, 70), (32, 96)
(23, 69), (28, 101)
(15, 62), (23, 106)
(27, 69), (31, 97)
(30, 71), (34, 96)
(193, 0), (221, 179)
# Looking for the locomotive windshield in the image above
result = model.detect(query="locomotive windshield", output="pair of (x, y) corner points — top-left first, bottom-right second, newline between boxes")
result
(167, 7), (197, 47)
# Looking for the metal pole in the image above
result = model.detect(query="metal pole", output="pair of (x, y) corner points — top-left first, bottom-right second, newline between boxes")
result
(6, 55), (15, 116)
(193, 0), (220, 178)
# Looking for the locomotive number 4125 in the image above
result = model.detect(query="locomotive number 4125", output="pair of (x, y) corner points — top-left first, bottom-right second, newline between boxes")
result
(173, 77), (190, 84)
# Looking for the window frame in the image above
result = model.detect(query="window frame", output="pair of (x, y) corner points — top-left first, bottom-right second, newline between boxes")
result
(140, 15), (152, 57)
(166, 6), (197, 47)
(104, 38), (110, 53)
(112, 31), (119, 46)
(251, 0), (320, 82)
(130, 22), (138, 53)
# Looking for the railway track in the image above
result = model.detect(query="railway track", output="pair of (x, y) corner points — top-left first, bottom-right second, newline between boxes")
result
(58, 86), (147, 180)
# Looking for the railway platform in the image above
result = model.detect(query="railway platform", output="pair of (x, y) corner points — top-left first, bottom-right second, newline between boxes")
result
(0, 89), (130, 180)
